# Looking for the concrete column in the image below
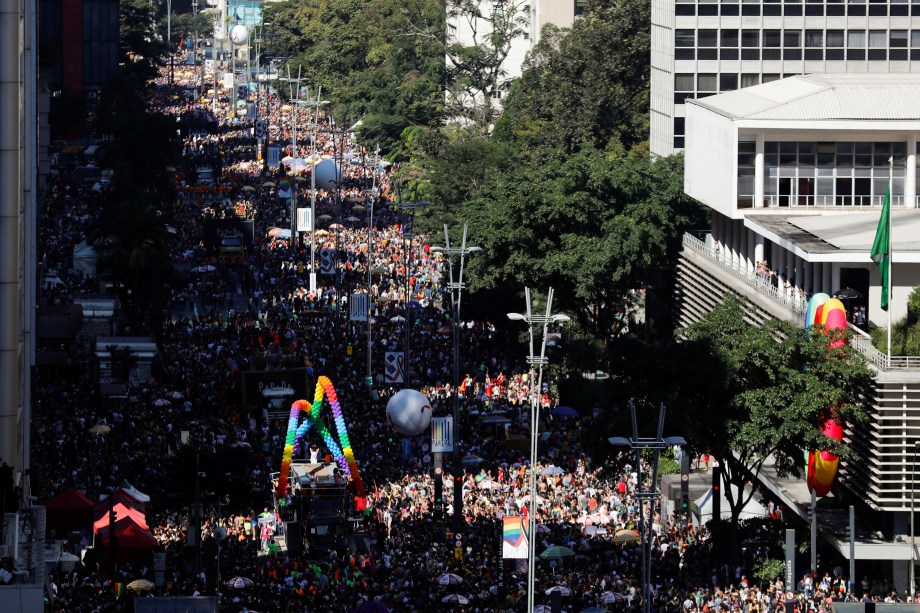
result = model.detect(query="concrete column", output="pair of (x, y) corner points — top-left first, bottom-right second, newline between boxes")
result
(831, 263), (841, 294)
(795, 256), (805, 304)
(733, 220), (742, 270)
(813, 260), (823, 295)
(0, 1), (22, 476)
(713, 213), (723, 258)
(804, 261), (813, 296)
(775, 247), (786, 290)
(754, 134), (765, 208)
(754, 234), (765, 265)
(740, 227), (750, 272)
(907, 134), (917, 209)
(728, 219), (737, 269)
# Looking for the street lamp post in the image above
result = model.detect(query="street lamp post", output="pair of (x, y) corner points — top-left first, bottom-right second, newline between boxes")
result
(609, 402), (686, 613)
(364, 146), (381, 390)
(301, 87), (329, 294)
(430, 224), (482, 534)
(394, 198), (431, 388)
(280, 67), (307, 247)
(507, 287), (570, 613)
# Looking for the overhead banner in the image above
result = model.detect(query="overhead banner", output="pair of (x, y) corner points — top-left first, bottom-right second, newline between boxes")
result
(320, 250), (336, 275)
(502, 516), (528, 559)
(296, 208), (312, 233)
(350, 293), (368, 322)
(384, 352), (404, 384)
(431, 417), (453, 453)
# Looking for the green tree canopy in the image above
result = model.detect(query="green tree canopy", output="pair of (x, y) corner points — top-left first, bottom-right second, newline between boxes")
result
(676, 295), (874, 529)
(495, 0), (650, 155)
(463, 149), (703, 336)
(263, 0), (444, 153)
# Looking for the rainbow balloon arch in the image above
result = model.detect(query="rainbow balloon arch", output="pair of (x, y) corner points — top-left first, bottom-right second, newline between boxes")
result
(275, 376), (367, 509)
(803, 293), (847, 498)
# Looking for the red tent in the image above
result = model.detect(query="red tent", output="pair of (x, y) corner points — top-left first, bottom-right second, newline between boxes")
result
(94, 489), (145, 521)
(92, 503), (148, 533)
(96, 516), (158, 563)
(44, 488), (94, 533)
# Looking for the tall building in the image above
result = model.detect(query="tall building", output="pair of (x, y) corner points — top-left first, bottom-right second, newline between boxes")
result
(0, 0), (44, 606)
(38, 0), (119, 95)
(650, 0), (920, 157)
(678, 74), (920, 592)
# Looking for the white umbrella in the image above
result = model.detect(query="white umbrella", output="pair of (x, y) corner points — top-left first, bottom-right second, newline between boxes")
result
(602, 592), (626, 604)
(477, 479), (503, 490)
(437, 572), (463, 586)
(390, 316), (406, 323)
(546, 586), (571, 596)
(153, 399), (171, 407)
(441, 594), (469, 604)
(225, 577), (254, 589)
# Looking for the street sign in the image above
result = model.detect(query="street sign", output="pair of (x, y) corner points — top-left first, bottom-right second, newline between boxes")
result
(255, 119), (267, 139)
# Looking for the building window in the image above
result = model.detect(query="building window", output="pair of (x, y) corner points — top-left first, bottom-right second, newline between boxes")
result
(674, 74), (694, 103)
(868, 30), (887, 60)
(698, 74), (717, 97)
(762, 141), (908, 207)
(720, 73), (739, 92)
(675, 29), (695, 60)
(890, 30), (909, 60)
(737, 141), (757, 208)
(741, 30), (760, 59)
(741, 74), (760, 88)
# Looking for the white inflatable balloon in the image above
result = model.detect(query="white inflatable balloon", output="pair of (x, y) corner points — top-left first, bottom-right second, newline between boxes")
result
(386, 389), (433, 436)
(229, 24), (249, 45)
(312, 159), (341, 190)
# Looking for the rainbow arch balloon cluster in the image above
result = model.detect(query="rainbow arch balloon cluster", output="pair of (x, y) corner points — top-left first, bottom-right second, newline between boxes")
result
(275, 376), (367, 507)
(803, 293), (847, 498)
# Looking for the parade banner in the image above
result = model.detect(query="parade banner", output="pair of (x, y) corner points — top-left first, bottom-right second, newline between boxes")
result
(502, 516), (528, 559)
(241, 367), (308, 410)
(267, 144), (281, 168)
(320, 250), (335, 275)
(384, 352), (404, 384)
(431, 417), (453, 453)
(349, 293), (368, 322)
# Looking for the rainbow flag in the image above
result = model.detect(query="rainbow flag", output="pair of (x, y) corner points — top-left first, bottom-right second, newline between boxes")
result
(114, 582), (125, 599)
(502, 516), (528, 559)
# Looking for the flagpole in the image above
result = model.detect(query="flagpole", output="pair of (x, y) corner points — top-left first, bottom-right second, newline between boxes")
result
(888, 156), (893, 363)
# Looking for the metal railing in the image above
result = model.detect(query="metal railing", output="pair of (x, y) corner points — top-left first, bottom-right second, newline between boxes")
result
(681, 232), (920, 371)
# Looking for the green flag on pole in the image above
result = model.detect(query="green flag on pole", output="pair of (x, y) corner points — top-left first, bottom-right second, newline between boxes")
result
(870, 183), (891, 311)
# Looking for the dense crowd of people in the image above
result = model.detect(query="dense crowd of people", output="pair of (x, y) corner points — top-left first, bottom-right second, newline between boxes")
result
(28, 59), (898, 613)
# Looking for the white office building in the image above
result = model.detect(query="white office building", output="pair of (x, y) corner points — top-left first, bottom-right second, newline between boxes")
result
(650, 0), (920, 157)
(679, 74), (920, 591)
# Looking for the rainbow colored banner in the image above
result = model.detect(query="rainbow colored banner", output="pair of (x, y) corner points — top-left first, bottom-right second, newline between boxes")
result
(502, 515), (528, 559)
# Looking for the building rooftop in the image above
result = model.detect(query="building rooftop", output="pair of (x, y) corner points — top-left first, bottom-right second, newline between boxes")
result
(691, 73), (920, 121)
(745, 209), (920, 261)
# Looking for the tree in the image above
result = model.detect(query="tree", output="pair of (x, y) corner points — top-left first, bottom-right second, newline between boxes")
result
(87, 199), (176, 332)
(440, 0), (530, 130)
(463, 148), (703, 336)
(120, 0), (168, 81)
(262, 0), (444, 154)
(676, 295), (874, 554)
(496, 0), (651, 154)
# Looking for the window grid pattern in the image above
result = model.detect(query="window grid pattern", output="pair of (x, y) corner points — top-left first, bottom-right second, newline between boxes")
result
(674, 0), (916, 18)
(736, 141), (914, 208)
(675, 28), (920, 62)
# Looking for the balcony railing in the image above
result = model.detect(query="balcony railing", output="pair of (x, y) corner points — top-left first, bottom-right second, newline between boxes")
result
(681, 232), (920, 371)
